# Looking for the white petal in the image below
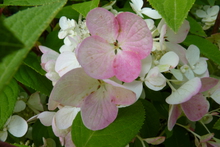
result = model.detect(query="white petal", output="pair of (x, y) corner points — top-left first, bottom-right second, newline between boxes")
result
(55, 52), (81, 77)
(13, 100), (26, 113)
(141, 8), (162, 19)
(186, 45), (200, 67)
(7, 115), (28, 137)
(55, 106), (80, 130)
(27, 92), (44, 113)
(170, 69), (183, 81)
(184, 67), (195, 80)
(131, 0), (143, 10)
(144, 19), (155, 31)
(196, 10), (207, 18)
(123, 80), (143, 99)
(193, 58), (208, 75)
(140, 55), (152, 77)
(0, 131), (8, 141)
(38, 111), (56, 126)
(159, 51), (179, 72)
(207, 6), (219, 16)
(166, 77), (202, 104)
(59, 16), (68, 30)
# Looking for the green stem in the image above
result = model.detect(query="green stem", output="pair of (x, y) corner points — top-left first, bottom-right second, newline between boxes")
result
(166, 80), (176, 92)
(176, 123), (201, 139)
(136, 135), (146, 147)
(200, 121), (211, 134)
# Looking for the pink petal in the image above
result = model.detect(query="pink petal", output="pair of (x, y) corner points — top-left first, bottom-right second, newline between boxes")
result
(181, 93), (209, 121)
(116, 12), (153, 59)
(167, 105), (182, 131)
(48, 68), (99, 110)
(200, 133), (214, 143)
(166, 20), (190, 43)
(200, 77), (219, 93)
(86, 8), (119, 43)
(65, 132), (76, 147)
(114, 51), (141, 82)
(81, 87), (118, 130)
(166, 77), (202, 104)
(144, 136), (165, 145)
(77, 36), (115, 79)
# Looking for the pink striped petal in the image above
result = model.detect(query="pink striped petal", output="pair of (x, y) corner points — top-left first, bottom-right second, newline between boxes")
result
(167, 105), (182, 131)
(77, 36), (115, 79)
(81, 87), (118, 130)
(86, 8), (119, 43)
(181, 93), (209, 121)
(116, 12), (152, 59)
(166, 77), (202, 104)
(114, 51), (141, 82)
(48, 68), (99, 110)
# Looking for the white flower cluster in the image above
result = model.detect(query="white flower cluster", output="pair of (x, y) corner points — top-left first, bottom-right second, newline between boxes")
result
(195, 5), (219, 30)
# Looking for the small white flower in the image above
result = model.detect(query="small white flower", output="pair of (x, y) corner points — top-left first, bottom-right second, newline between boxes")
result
(58, 16), (77, 39)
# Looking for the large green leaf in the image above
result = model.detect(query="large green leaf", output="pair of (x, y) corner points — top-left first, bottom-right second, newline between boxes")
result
(148, 0), (195, 32)
(0, 19), (24, 59)
(14, 64), (52, 96)
(0, 79), (19, 130)
(3, 0), (61, 6)
(0, 0), (67, 94)
(186, 16), (206, 37)
(71, 100), (145, 147)
(182, 35), (220, 65)
(139, 99), (160, 138)
(72, 0), (100, 17)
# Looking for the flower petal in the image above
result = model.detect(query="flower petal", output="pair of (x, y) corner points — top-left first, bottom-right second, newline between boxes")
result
(8, 115), (28, 137)
(27, 92), (44, 113)
(186, 45), (200, 67)
(0, 131), (8, 142)
(81, 87), (118, 130)
(141, 8), (162, 19)
(144, 136), (165, 145)
(167, 105), (182, 131)
(193, 58), (208, 75)
(139, 55), (152, 78)
(116, 12), (153, 59)
(38, 111), (56, 126)
(86, 8), (119, 43)
(166, 77), (202, 104)
(181, 93), (209, 121)
(158, 51), (179, 72)
(77, 36), (115, 80)
(55, 106), (80, 130)
(123, 80), (143, 99)
(48, 68), (99, 110)
(200, 77), (219, 93)
(114, 51), (141, 82)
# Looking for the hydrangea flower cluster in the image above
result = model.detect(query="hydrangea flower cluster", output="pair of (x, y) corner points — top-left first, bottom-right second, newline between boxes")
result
(38, 0), (220, 146)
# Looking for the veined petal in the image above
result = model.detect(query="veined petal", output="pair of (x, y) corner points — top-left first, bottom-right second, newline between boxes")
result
(86, 8), (119, 43)
(166, 77), (202, 104)
(7, 115), (28, 137)
(186, 45), (200, 67)
(38, 111), (56, 126)
(141, 8), (162, 19)
(81, 87), (118, 130)
(55, 52), (81, 77)
(116, 12), (153, 59)
(166, 20), (190, 43)
(55, 106), (80, 130)
(167, 105), (182, 131)
(114, 51), (141, 83)
(48, 68), (99, 110)
(77, 36), (115, 79)
(52, 118), (70, 138)
(181, 93), (209, 121)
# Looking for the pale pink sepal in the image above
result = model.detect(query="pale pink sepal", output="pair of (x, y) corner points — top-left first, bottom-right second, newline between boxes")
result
(116, 12), (152, 60)
(144, 136), (165, 145)
(200, 77), (219, 93)
(64, 132), (76, 147)
(200, 133), (214, 143)
(167, 105), (182, 131)
(81, 88), (118, 130)
(166, 77), (202, 104)
(38, 111), (56, 126)
(86, 7), (119, 43)
(181, 93), (209, 121)
(48, 68), (99, 110)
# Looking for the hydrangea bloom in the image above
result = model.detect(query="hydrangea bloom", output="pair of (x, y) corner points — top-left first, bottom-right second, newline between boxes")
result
(77, 7), (153, 82)
(48, 68), (136, 130)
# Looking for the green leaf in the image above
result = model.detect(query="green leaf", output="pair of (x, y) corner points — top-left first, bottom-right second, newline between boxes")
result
(71, 100), (145, 147)
(14, 64), (52, 96)
(56, 5), (79, 20)
(43, 30), (63, 52)
(0, 79), (19, 130)
(206, 33), (220, 49)
(213, 118), (220, 130)
(186, 16), (207, 37)
(164, 126), (191, 147)
(139, 99), (160, 138)
(3, 0), (62, 6)
(23, 52), (46, 75)
(72, 0), (100, 17)
(182, 35), (220, 65)
(148, 0), (195, 32)
(32, 120), (61, 147)
(0, 0), (67, 94)
(0, 19), (24, 59)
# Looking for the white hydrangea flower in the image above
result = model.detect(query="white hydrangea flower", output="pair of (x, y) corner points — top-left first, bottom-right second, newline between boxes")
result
(0, 115), (28, 142)
(58, 16), (77, 39)
(130, 0), (161, 19)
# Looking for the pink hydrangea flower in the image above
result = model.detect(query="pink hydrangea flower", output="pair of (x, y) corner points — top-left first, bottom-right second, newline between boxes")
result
(77, 8), (153, 83)
(48, 68), (136, 130)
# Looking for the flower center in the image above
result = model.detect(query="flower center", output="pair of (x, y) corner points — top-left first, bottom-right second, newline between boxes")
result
(113, 40), (122, 54)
